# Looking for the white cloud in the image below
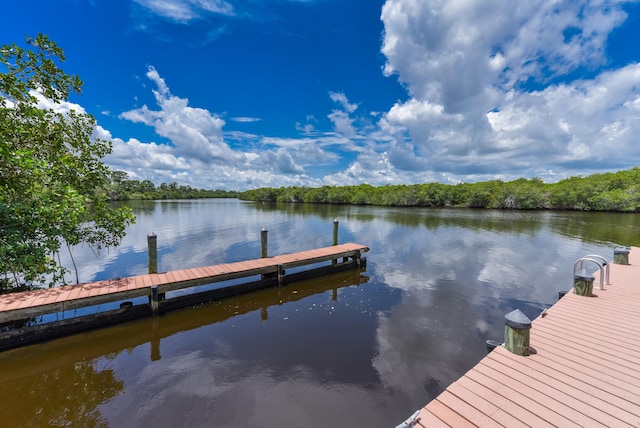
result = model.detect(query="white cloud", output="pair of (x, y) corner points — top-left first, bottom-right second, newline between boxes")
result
(105, 67), (340, 188)
(133, 0), (234, 23)
(329, 91), (358, 113)
(120, 66), (244, 163)
(327, 110), (356, 137)
(379, 0), (640, 181)
(81, 0), (640, 191)
(229, 116), (262, 123)
(328, 92), (359, 137)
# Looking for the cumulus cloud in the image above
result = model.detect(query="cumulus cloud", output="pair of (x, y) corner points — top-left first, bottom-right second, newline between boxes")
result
(106, 67), (337, 188)
(379, 0), (640, 181)
(329, 91), (358, 113)
(96, 0), (640, 190)
(327, 92), (362, 138)
(120, 66), (244, 163)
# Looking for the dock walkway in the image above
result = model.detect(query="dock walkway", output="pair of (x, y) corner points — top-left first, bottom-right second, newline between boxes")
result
(0, 243), (368, 325)
(405, 246), (640, 427)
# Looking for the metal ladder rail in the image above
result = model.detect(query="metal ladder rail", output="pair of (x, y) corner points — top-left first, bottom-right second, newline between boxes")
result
(581, 254), (610, 285)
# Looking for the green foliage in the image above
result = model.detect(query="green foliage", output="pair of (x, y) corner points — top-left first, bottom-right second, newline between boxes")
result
(0, 34), (135, 289)
(238, 168), (640, 213)
(104, 174), (237, 201)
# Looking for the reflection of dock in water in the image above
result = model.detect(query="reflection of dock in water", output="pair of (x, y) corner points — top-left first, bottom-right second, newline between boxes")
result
(0, 243), (368, 351)
(0, 268), (369, 379)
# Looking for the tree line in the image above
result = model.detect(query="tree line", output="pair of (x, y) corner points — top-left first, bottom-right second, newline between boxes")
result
(238, 167), (640, 212)
(106, 171), (238, 200)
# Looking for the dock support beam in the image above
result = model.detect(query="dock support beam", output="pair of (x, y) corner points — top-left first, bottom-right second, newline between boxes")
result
(504, 309), (531, 356)
(148, 233), (158, 274)
(614, 247), (630, 265)
(277, 264), (285, 286)
(151, 285), (159, 315)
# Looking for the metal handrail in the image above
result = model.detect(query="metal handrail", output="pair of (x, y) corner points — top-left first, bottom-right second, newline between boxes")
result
(573, 257), (606, 290)
(582, 254), (610, 285)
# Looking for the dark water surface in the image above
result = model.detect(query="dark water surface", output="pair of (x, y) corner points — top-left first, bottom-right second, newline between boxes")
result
(1, 200), (638, 427)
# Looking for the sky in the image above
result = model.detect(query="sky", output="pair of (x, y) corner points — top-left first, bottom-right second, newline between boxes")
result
(3, 0), (640, 191)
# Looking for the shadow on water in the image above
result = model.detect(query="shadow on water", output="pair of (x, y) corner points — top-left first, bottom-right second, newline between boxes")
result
(0, 269), (382, 427)
(0, 269), (369, 377)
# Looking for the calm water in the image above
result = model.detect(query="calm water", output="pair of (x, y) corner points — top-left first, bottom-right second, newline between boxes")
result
(1, 199), (639, 427)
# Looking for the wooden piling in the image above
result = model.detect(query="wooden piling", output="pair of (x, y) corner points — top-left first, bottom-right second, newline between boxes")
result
(261, 228), (268, 258)
(614, 246), (630, 265)
(147, 233), (158, 274)
(573, 271), (594, 296)
(504, 309), (531, 356)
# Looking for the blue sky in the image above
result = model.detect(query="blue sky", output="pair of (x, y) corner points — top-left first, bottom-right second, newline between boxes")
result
(3, 0), (640, 190)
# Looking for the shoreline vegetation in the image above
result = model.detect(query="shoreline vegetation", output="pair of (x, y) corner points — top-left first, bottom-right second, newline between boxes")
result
(110, 167), (640, 212)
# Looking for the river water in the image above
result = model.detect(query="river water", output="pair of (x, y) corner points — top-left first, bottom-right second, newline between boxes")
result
(1, 199), (638, 427)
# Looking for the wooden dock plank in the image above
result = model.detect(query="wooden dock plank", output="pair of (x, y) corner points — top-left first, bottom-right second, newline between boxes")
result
(424, 399), (475, 428)
(446, 381), (529, 428)
(531, 333), (640, 385)
(0, 243), (368, 325)
(486, 350), (631, 427)
(475, 359), (590, 427)
(436, 390), (502, 427)
(414, 408), (450, 428)
(491, 343), (640, 418)
(65, 286), (85, 301)
(134, 276), (146, 289)
(521, 339), (640, 398)
(410, 246), (640, 427)
(42, 287), (68, 305)
(453, 376), (541, 427)
(52, 287), (74, 304)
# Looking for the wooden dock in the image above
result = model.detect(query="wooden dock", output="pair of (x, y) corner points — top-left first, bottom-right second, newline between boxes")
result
(401, 246), (640, 428)
(0, 243), (368, 350)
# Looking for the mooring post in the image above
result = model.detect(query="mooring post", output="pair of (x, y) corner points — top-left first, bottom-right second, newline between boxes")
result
(261, 228), (268, 258)
(504, 309), (531, 356)
(614, 246), (630, 265)
(147, 232), (158, 274)
(573, 271), (595, 297)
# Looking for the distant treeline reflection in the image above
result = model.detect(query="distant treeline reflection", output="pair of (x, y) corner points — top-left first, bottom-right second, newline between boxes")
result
(238, 167), (640, 212)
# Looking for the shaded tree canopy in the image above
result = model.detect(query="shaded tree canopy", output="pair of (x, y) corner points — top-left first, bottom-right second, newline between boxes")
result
(0, 34), (135, 289)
